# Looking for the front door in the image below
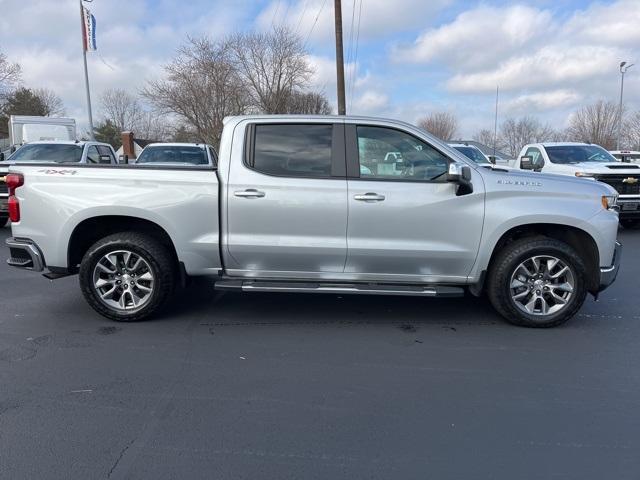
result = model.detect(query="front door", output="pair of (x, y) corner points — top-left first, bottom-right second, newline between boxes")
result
(226, 122), (348, 278)
(344, 124), (485, 282)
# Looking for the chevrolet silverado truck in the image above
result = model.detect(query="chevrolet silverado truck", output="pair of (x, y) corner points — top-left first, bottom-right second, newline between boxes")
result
(5, 115), (621, 327)
(514, 142), (640, 228)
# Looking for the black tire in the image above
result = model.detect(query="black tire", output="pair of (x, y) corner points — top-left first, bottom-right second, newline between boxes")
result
(0, 215), (8, 228)
(79, 232), (176, 321)
(620, 219), (640, 230)
(486, 237), (588, 328)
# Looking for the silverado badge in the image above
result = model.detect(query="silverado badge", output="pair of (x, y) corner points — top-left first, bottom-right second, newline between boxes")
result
(622, 177), (638, 184)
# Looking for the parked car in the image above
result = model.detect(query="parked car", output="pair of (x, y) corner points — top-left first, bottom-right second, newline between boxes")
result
(134, 143), (217, 166)
(447, 143), (492, 166)
(6, 115), (620, 328)
(514, 142), (640, 229)
(0, 141), (118, 227)
(610, 150), (640, 164)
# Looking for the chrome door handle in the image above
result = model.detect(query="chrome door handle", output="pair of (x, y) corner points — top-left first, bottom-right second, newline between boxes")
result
(234, 189), (265, 198)
(354, 192), (385, 202)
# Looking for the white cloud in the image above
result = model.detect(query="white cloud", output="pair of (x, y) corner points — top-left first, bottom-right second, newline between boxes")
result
(396, 5), (554, 70)
(505, 90), (582, 112)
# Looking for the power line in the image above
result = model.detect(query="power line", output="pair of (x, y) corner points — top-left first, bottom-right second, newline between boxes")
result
(304, 0), (328, 46)
(348, 0), (362, 111)
(295, 0), (310, 34)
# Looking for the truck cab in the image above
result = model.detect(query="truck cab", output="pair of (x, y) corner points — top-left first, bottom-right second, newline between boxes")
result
(514, 142), (640, 228)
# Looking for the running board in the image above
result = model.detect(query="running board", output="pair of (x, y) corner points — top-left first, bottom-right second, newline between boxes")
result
(214, 279), (464, 297)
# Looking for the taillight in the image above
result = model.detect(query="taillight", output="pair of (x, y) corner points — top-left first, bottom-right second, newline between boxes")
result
(6, 173), (23, 194)
(6, 173), (23, 223)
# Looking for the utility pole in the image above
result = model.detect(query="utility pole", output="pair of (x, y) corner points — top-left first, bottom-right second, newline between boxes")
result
(493, 85), (499, 157)
(333, 0), (346, 115)
(617, 61), (634, 150)
(79, 0), (95, 139)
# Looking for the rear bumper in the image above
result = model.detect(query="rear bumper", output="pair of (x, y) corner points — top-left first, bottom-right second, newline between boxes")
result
(598, 241), (622, 292)
(6, 237), (45, 271)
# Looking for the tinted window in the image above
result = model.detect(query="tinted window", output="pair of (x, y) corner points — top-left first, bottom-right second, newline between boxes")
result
(453, 146), (489, 164)
(524, 147), (543, 165)
(8, 144), (83, 163)
(357, 126), (449, 181)
(251, 124), (332, 177)
(546, 145), (617, 164)
(86, 145), (100, 163)
(97, 145), (115, 163)
(136, 146), (208, 165)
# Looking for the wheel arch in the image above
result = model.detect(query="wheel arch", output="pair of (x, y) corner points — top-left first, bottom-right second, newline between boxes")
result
(68, 215), (180, 272)
(483, 223), (600, 294)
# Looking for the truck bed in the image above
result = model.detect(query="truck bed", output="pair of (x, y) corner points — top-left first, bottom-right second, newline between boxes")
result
(8, 164), (222, 275)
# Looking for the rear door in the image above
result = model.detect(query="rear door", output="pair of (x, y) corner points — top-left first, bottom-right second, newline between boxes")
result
(225, 121), (348, 278)
(344, 123), (485, 282)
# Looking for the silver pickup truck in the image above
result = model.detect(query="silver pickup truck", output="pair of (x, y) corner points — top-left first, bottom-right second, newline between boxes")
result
(5, 115), (621, 327)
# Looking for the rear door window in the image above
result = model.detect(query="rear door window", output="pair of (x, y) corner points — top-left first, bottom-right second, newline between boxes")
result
(249, 124), (333, 178)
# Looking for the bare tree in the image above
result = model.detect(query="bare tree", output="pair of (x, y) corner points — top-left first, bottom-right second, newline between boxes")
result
(100, 88), (142, 132)
(472, 128), (496, 149)
(230, 26), (312, 114)
(33, 88), (65, 116)
(283, 91), (331, 114)
(625, 111), (640, 150)
(143, 36), (249, 147)
(0, 50), (21, 96)
(567, 100), (620, 150)
(135, 110), (172, 141)
(498, 116), (557, 157)
(417, 112), (458, 141)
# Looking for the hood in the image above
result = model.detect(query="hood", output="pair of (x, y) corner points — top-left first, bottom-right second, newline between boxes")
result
(481, 165), (618, 197)
(567, 162), (640, 173)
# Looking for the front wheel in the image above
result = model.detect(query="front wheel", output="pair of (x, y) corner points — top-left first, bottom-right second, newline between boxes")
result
(487, 237), (587, 328)
(79, 232), (176, 321)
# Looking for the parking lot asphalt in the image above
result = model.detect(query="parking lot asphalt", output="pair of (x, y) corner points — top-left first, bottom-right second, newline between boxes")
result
(1, 225), (639, 480)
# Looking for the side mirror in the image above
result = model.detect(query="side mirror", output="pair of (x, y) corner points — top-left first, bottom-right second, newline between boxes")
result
(99, 155), (112, 164)
(119, 154), (129, 164)
(521, 155), (544, 171)
(447, 163), (473, 196)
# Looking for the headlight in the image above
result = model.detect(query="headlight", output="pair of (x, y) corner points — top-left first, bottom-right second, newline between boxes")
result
(575, 172), (595, 178)
(601, 195), (618, 210)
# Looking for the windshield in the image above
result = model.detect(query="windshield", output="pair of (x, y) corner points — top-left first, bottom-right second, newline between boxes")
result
(136, 146), (207, 165)
(453, 146), (489, 164)
(7, 143), (83, 163)
(546, 145), (617, 164)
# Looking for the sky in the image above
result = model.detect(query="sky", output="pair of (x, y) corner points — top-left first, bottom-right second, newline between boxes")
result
(0, 0), (638, 137)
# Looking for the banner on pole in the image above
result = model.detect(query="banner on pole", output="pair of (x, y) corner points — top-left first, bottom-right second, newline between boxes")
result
(82, 6), (97, 52)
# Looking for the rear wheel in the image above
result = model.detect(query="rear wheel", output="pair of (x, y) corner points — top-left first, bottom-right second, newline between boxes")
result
(621, 219), (640, 230)
(487, 237), (587, 328)
(79, 232), (176, 321)
(0, 215), (8, 227)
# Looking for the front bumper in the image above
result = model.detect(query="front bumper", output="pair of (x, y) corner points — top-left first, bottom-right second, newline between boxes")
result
(598, 241), (622, 292)
(6, 237), (45, 271)
(617, 197), (640, 218)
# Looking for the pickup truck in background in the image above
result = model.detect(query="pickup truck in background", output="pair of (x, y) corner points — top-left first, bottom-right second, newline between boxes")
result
(134, 142), (217, 166)
(6, 115), (621, 328)
(514, 142), (640, 229)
